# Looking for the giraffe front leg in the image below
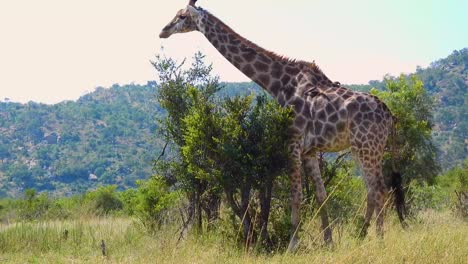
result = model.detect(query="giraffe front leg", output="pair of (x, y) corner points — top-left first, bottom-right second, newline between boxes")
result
(288, 140), (303, 252)
(303, 154), (333, 245)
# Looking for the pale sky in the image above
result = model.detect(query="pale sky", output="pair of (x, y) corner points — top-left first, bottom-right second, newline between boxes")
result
(0, 0), (466, 104)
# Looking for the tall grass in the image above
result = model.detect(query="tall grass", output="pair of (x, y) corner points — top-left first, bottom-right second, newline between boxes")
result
(0, 211), (466, 263)
(0, 217), (145, 263)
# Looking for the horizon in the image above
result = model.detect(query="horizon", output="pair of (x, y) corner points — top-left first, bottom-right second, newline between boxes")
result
(1, 0), (467, 104)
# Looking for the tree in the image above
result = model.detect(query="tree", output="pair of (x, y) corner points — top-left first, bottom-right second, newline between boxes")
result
(181, 86), (222, 227)
(85, 185), (123, 215)
(198, 94), (292, 247)
(153, 52), (293, 247)
(152, 52), (222, 231)
(371, 75), (439, 184)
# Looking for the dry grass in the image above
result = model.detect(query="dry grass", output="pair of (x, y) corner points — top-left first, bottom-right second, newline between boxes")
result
(0, 211), (467, 264)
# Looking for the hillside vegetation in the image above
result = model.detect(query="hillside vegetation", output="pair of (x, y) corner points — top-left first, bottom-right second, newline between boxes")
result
(0, 84), (164, 197)
(0, 48), (466, 197)
(418, 49), (467, 169)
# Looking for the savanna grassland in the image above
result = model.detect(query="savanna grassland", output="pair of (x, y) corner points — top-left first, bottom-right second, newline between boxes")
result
(0, 210), (467, 264)
(0, 49), (466, 264)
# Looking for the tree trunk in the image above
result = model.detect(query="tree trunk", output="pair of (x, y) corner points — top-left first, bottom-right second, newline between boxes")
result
(195, 183), (203, 232)
(258, 178), (273, 248)
(203, 190), (221, 230)
(240, 183), (253, 247)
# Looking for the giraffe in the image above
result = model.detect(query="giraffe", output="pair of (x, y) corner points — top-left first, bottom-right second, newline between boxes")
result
(159, 0), (406, 250)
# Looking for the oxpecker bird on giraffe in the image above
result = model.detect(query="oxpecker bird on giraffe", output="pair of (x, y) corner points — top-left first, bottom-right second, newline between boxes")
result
(159, 0), (406, 251)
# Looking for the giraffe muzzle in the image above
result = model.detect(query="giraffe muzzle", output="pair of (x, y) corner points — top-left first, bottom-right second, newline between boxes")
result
(159, 31), (171, 39)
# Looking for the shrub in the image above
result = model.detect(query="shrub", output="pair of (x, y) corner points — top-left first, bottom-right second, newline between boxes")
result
(16, 189), (50, 220)
(119, 188), (139, 216)
(406, 181), (447, 212)
(448, 162), (467, 218)
(84, 185), (123, 216)
(326, 165), (366, 225)
(0, 198), (16, 222)
(406, 161), (467, 217)
(134, 176), (181, 232)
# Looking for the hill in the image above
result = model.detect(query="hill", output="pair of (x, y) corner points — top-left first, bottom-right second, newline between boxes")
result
(417, 49), (467, 169)
(0, 49), (466, 197)
(0, 83), (164, 197)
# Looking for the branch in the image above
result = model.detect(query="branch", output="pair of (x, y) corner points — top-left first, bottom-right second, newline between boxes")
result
(156, 142), (169, 162)
(324, 151), (350, 186)
(176, 203), (194, 245)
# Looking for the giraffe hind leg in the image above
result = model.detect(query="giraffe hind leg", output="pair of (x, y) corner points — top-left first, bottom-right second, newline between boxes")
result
(373, 168), (388, 237)
(303, 154), (333, 245)
(359, 190), (375, 238)
(354, 148), (386, 238)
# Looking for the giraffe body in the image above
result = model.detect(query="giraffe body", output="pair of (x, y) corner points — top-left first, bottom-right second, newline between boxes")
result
(160, 1), (404, 249)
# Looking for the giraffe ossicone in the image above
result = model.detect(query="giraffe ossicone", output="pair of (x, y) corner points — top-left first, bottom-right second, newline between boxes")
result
(160, 0), (406, 250)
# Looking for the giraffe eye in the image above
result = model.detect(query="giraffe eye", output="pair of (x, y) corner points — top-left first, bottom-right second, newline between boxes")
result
(179, 15), (187, 20)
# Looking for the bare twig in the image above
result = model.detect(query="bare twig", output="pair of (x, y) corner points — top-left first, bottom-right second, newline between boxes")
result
(156, 142), (169, 162)
(177, 203), (194, 245)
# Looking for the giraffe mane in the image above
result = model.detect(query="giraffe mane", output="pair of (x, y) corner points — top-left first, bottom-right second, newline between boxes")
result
(202, 9), (332, 82)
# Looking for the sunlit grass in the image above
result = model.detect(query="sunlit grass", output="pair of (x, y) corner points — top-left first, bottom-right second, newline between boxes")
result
(0, 211), (466, 263)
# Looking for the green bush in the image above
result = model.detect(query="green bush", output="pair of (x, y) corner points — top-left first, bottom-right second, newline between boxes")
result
(119, 188), (139, 216)
(1, 189), (83, 222)
(407, 182), (447, 212)
(326, 165), (366, 224)
(442, 162), (467, 218)
(84, 185), (123, 216)
(406, 161), (467, 216)
(0, 198), (16, 222)
(17, 189), (51, 220)
(134, 176), (181, 232)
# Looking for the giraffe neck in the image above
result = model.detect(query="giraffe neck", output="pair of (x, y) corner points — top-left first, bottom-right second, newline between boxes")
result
(196, 10), (299, 97)
(194, 8), (335, 106)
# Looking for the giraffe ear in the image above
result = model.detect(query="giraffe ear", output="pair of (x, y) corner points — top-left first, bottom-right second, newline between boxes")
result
(186, 5), (200, 17)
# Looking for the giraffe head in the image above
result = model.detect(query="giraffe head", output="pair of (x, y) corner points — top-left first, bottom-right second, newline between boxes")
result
(159, 0), (202, 39)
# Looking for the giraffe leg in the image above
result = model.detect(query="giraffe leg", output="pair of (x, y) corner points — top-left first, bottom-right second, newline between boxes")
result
(353, 147), (377, 238)
(360, 188), (376, 238)
(355, 149), (387, 238)
(303, 154), (332, 245)
(288, 140), (303, 252)
(374, 167), (388, 237)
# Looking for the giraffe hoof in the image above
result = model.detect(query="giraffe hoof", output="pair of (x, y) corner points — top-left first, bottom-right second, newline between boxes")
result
(324, 233), (333, 246)
(401, 220), (409, 230)
(358, 224), (371, 239)
(358, 229), (368, 239)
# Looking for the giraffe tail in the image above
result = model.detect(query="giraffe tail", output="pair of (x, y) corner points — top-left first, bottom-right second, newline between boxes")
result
(390, 116), (407, 227)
